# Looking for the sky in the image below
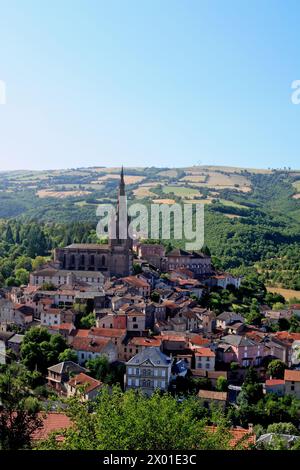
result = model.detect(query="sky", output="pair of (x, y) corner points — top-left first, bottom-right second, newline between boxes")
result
(1, 0), (300, 171)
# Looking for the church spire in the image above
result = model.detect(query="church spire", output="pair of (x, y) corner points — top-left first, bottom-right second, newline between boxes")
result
(119, 165), (125, 196)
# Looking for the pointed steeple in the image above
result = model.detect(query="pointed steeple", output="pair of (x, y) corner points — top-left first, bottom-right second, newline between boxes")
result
(119, 165), (125, 196)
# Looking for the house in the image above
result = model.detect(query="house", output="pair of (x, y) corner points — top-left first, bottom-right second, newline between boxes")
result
(122, 336), (162, 362)
(210, 273), (242, 289)
(264, 379), (285, 396)
(184, 308), (216, 333)
(47, 361), (87, 394)
(198, 389), (227, 410)
(136, 243), (165, 269)
(30, 267), (105, 288)
(194, 348), (215, 371)
(41, 308), (75, 327)
(256, 433), (300, 450)
(0, 299), (33, 329)
(192, 370), (227, 388)
(206, 425), (255, 449)
(122, 276), (150, 297)
(72, 336), (118, 365)
(66, 372), (103, 401)
(88, 327), (126, 359)
(216, 335), (264, 367)
(162, 249), (212, 276)
(284, 369), (300, 399)
(171, 359), (189, 380)
(216, 312), (244, 331)
(125, 347), (172, 396)
(7, 333), (24, 356)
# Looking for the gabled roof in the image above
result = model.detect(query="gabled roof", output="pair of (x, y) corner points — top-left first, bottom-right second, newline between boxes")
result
(72, 337), (112, 353)
(126, 346), (171, 367)
(195, 347), (215, 358)
(221, 335), (255, 347)
(68, 373), (103, 393)
(47, 361), (86, 375)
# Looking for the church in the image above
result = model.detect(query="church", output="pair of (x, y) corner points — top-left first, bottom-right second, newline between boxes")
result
(54, 168), (133, 278)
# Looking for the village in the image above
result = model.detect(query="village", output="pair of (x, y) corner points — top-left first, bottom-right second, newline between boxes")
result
(1, 171), (300, 450)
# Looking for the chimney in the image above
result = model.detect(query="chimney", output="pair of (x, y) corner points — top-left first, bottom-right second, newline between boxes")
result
(248, 423), (253, 433)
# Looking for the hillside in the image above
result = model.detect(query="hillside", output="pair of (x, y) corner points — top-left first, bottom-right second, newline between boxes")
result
(1, 165), (300, 292)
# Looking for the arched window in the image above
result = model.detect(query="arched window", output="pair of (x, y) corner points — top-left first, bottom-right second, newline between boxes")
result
(102, 255), (106, 266)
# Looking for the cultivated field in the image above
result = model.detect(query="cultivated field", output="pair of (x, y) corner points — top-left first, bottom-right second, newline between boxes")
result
(267, 286), (300, 301)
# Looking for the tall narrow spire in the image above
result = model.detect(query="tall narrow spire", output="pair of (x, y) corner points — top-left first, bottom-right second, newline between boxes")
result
(119, 165), (125, 196)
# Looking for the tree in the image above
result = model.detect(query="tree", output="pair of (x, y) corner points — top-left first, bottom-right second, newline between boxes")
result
(150, 291), (160, 302)
(15, 268), (30, 285)
(37, 386), (233, 450)
(32, 256), (46, 271)
(267, 359), (286, 379)
(79, 312), (96, 329)
(0, 363), (42, 450)
(21, 327), (69, 374)
(267, 422), (299, 436)
(216, 376), (228, 392)
(15, 256), (32, 271)
(86, 356), (110, 381)
(58, 348), (78, 363)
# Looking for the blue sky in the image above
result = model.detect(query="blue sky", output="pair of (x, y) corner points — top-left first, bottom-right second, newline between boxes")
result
(1, 0), (300, 171)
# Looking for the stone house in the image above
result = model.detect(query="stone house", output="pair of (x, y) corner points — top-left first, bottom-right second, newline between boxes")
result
(125, 347), (172, 396)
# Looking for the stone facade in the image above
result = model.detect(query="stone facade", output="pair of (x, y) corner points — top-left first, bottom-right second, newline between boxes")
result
(53, 168), (133, 278)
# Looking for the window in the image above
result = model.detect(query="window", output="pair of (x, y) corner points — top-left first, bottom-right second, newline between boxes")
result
(128, 367), (132, 374)
(128, 378), (132, 386)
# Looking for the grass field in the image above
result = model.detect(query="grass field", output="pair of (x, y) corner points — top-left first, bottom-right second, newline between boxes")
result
(157, 169), (178, 178)
(162, 185), (200, 197)
(218, 199), (249, 209)
(37, 189), (91, 199)
(267, 286), (300, 301)
(152, 198), (176, 204)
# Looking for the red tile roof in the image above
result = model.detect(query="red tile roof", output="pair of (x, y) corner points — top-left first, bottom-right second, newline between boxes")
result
(265, 379), (285, 386)
(73, 329), (90, 338)
(128, 337), (162, 347)
(68, 373), (103, 393)
(72, 336), (111, 353)
(31, 413), (72, 441)
(89, 327), (126, 338)
(49, 323), (74, 331)
(195, 347), (215, 358)
(284, 369), (300, 382)
(123, 276), (149, 288)
(206, 426), (255, 448)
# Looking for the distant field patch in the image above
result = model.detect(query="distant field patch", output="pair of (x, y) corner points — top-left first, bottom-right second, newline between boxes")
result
(182, 198), (212, 204)
(37, 189), (91, 199)
(224, 214), (242, 219)
(157, 169), (178, 178)
(98, 174), (145, 184)
(162, 185), (200, 197)
(292, 180), (300, 191)
(292, 193), (300, 199)
(152, 198), (176, 204)
(180, 175), (207, 183)
(218, 199), (248, 209)
(267, 286), (300, 300)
